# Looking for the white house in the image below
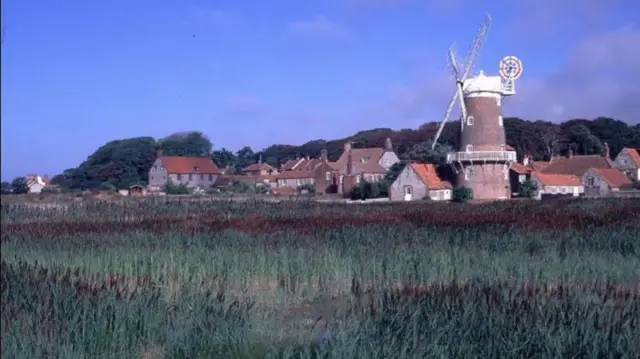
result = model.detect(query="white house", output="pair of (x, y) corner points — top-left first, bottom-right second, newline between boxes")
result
(26, 175), (47, 194)
(389, 163), (452, 201)
(612, 147), (640, 181)
(530, 171), (584, 200)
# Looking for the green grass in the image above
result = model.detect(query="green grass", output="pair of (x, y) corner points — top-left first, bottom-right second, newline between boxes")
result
(1, 198), (639, 358)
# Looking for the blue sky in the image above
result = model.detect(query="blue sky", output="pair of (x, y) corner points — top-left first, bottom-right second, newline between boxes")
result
(1, 0), (638, 180)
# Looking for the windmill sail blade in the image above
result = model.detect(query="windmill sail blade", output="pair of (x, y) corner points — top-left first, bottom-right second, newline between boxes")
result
(432, 91), (458, 150)
(461, 13), (491, 81)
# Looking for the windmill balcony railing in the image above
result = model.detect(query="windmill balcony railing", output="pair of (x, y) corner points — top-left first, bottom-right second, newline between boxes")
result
(447, 151), (517, 163)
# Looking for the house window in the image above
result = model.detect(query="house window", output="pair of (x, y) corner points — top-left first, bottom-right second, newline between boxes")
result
(561, 187), (566, 193)
(194, 166), (200, 173)
(325, 172), (331, 181)
(356, 175), (361, 183)
(153, 165), (157, 171)
(404, 186), (412, 194)
(209, 174), (213, 181)
(177, 174), (182, 180)
(551, 187), (557, 193)
(188, 174), (193, 180)
(200, 174), (204, 180)
(296, 179), (301, 186)
(151, 176), (154, 180)
(278, 179), (285, 186)
(339, 175), (344, 184)
(467, 116), (474, 125)
(361, 156), (370, 163)
(586, 176), (595, 186)
(466, 145), (473, 153)
(498, 116), (503, 127)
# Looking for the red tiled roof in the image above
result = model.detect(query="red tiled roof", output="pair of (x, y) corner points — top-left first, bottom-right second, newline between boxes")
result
(282, 158), (306, 171)
(541, 155), (611, 177)
(589, 168), (633, 189)
(506, 145), (516, 151)
(510, 163), (530, 174)
(160, 156), (221, 174)
(334, 148), (387, 174)
(532, 171), (582, 186)
(622, 148), (640, 167)
(242, 163), (276, 172)
(409, 163), (452, 190)
(276, 171), (314, 179)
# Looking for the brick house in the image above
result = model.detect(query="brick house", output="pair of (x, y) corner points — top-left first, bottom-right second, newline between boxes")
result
(148, 150), (221, 191)
(530, 172), (584, 200)
(389, 163), (452, 201)
(611, 147), (640, 181)
(540, 149), (612, 178)
(332, 138), (400, 194)
(582, 167), (634, 197)
(241, 158), (278, 176)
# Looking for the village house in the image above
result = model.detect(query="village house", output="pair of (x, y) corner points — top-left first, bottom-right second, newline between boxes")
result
(147, 150), (221, 192)
(25, 174), (50, 194)
(241, 156), (278, 176)
(509, 154), (550, 196)
(333, 138), (400, 194)
(389, 163), (452, 201)
(273, 138), (399, 195)
(582, 167), (634, 197)
(611, 147), (640, 181)
(530, 172), (584, 200)
(540, 145), (612, 178)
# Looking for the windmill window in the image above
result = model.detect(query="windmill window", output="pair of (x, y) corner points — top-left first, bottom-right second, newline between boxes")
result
(498, 116), (503, 127)
(466, 145), (473, 153)
(467, 116), (474, 125)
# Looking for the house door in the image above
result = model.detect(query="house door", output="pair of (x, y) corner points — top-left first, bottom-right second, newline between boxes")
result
(404, 186), (413, 201)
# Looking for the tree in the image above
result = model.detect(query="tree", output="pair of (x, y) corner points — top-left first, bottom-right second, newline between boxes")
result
(518, 180), (538, 198)
(159, 131), (212, 157)
(1, 181), (12, 194)
(10, 177), (29, 194)
(235, 146), (255, 171)
(403, 140), (453, 167)
(452, 187), (472, 203)
(211, 148), (236, 168)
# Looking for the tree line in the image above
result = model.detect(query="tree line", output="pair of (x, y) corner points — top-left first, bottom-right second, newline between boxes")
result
(2, 117), (638, 193)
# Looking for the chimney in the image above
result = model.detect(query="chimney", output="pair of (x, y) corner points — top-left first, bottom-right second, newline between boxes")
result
(344, 141), (352, 153)
(156, 148), (163, 158)
(522, 154), (530, 166)
(568, 149), (574, 158)
(384, 137), (393, 151)
(258, 154), (263, 166)
(306, 156), (310, 161)
(320, 149), (328, 163)
(603, 142), (610, 159)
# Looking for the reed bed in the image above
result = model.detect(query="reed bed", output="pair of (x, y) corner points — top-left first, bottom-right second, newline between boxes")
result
(1, 198), (639, 358)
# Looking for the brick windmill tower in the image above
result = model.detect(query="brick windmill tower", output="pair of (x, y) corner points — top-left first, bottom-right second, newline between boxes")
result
(432, 14), (523, 200)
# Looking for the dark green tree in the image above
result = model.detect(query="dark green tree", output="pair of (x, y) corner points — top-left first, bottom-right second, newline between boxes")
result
(10, 177), (29, 194)
(159, 131), (212, 157)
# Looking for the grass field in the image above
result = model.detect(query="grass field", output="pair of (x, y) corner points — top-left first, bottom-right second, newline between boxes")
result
(1, 197), (639, 358)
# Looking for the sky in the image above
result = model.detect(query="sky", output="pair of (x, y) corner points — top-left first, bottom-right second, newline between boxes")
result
(1, 0), (639, 180)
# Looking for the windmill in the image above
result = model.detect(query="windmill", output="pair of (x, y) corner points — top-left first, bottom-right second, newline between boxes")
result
(432, 14), (492, 150)
(429, 14), (523, 200)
